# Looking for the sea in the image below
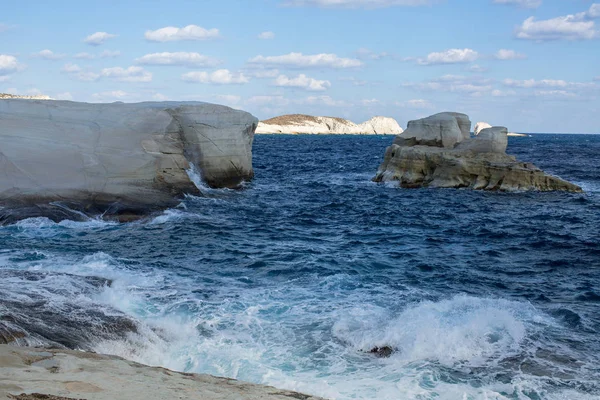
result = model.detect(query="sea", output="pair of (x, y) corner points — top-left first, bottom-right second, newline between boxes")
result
(1, 134), (599, 400)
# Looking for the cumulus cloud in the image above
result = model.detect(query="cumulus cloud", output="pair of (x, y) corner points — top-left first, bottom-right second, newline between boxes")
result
(245, 68), (280, 78)
(84, 32), (117, 46)
(182, 69), (249, 84)
(60, 63), (100, 82)
(339, 77), (368, 86)
(136, 52), (221, 67)
(246, 95), (290, 107)
(301, 95), (349, 107)
(282, 0), (435, 8)
(491, 89), (517, 97)
(145, 25), (220, 42)
(492, 0), (541, 9)
(516, 4), (600, 41)
(534, 90), (578, 99)
(101, 66), (152, 82)
(468, 64), (488, 73)
(361, 98), (382, 106)
(100, 50), (121, 58)
(74, 52), (95, 60)
(417, 48), (479, 65)
(274, 73), (331, 91)
(0, 55), (24, 76)
(33, 49), (66, 60)
(258, 31), (275, 40)
(404, 75), (494, 96)
(502, 78), (596, 91)
(396, 99), (434, 109)
(92, 90), (131, 101)
(249, 52), (363, 69)
(494, 49), (526, 60)
(356, 48), (389, 60)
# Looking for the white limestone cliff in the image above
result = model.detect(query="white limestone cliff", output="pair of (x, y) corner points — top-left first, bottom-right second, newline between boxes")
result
(255, 114), (403, 135)
(474, 121), (528, 137)
(0, 99), (257, 223)
(0, 93), (52, 100)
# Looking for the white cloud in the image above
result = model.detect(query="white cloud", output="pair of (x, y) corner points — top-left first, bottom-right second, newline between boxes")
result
(84, 32), (117, 46)
(396, 99), (434, 109)
(74, 52), (95, 60)
(246, 95), (290, 107)
(182, 69), (249, 84)
(100, 50), (121, 58)
(145, 25), (220, 42)
(417, 48), (479, 65)
(61, 63), (100, 82)
(258, 31), (275, 40)
(214, 94), (242, 107)
(339, 77), (368, 86)
(404, 75), (494, 96)
(534, 90), (578, 99)
(468, 64), (488, 73)
(503, 78), (567, 88)
(92, 90), (131, 101)
(246, 68), (280, 78)
(33, 49), (66, 60)
(516, 5), (600, 41)
(491, 89), (517, 97)
(0, 55), (24, 76)
(136, 52), (221, 67)
(101, 66), (152, 82)
(356, 47), (389, 60)
(274, 73), (331, 91)
(492, 0), (541, 9)
(301, 95), (349, 107)
(282, 0), (435, 8)
(0, 75), (11, 82)
(61, 63), (82, 73)
(249, 52), (363, 68)
(361, 98), (382, 106)
(494, 49), (526, 60)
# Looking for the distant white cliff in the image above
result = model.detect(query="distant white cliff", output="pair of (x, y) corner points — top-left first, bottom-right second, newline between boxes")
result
(0, 93), (52, 100)
(256, 114), (403, 135)
(474, 121), (528, 137)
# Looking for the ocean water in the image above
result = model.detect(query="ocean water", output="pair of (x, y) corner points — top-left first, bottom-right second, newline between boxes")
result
(1, 134), (599, 400)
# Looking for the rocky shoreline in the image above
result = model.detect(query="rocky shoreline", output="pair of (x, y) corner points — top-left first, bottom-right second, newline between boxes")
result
(0, 345), (323, 400)
(255, 114), (403, 135)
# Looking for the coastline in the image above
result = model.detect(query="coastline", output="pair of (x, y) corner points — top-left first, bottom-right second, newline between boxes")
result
(0, 345), (324, 400)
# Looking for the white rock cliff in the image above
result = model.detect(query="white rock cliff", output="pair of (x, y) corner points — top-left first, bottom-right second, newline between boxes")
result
(255, 114), (403, 135)
(0, 99), (257, 223)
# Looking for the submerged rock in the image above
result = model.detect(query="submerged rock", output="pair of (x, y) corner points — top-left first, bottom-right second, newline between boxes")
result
(255, 114), (403, 135)
(368, 346), (395, 358)
(374, 112), (582, 192)
(0, 99), (257, 223)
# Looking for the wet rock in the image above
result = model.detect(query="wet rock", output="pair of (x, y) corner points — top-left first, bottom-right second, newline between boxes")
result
(368, 346), (395, 358)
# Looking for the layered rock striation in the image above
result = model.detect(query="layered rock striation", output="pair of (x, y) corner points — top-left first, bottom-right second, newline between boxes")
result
(374, 112), (582, 192)
(256, 114), (403, 135)
(0, 99), (257, 223)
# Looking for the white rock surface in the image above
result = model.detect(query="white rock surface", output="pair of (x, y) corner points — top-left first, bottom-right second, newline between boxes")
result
(0, 99), (257, 222)
(0, 345), (324, 400)
(255, 114), (403, 135)
(394, 112), (470, 148)
(475, 121), (528, 137)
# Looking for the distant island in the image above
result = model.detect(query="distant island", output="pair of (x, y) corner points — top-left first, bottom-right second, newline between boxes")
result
(474, 121), (528, 137)
(255, 114), (404, 135)
(0, 93), (51, 100)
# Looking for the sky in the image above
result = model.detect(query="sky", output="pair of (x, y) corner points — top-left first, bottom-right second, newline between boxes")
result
(1, 0), (599, 133)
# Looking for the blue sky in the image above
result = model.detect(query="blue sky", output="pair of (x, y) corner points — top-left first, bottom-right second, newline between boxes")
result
(1, 0), (599, 133)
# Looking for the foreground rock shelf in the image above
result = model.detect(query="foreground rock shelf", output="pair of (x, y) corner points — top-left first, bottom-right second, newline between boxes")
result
(0, 99), (257, 223)
(0, 345), (323, 400)
(374, 112), (582, 192)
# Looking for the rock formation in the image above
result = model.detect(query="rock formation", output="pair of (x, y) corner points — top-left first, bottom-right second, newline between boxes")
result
(255, 114), (403, 135)
(475, 121), (528, 137)
(0, 99), (257, 223)
(374, 112), (582, 192)
(0, 93), (52, 100)
(0, 345), (323, 400)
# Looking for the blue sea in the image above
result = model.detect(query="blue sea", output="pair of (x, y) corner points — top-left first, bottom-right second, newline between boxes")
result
(1, 134), (599, 400)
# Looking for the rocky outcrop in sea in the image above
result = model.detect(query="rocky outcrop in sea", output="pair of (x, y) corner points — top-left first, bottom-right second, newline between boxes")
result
(374, 112), (582, 192)
(0, 99), (257, 223)
(256, 114), (403, 135)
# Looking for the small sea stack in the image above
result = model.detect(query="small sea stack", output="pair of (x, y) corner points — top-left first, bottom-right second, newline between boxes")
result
(374, 112), (582, 192)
